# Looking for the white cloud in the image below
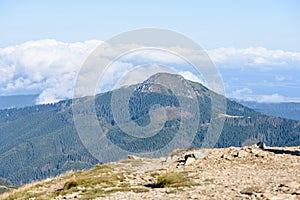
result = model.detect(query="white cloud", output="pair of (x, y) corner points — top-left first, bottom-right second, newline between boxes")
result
(0, 39), (102, 103)
(257, 94), (285, 103)
(123, 48), (184, 64)
(231, 87), (253, 97)
(207, 47), (300, 69)
(230, 88), (300, 103)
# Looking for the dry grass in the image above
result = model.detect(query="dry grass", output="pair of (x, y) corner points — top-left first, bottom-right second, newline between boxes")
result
(0, 163), (153, 200)
(0, 165), (131, 200)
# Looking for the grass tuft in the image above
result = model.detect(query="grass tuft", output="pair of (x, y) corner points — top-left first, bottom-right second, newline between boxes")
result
(63, 180), (78, 190)
(157, 171), (191, 188)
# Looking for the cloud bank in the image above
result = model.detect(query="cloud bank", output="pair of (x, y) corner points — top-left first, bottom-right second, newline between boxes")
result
(207, 47), (300, 68)
(0, 39), (102, 103)
(229, 87), (300, 103)
(0, 40), (299, 104)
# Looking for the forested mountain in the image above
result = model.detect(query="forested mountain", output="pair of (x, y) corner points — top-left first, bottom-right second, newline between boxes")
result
(0, 73), (299, 185)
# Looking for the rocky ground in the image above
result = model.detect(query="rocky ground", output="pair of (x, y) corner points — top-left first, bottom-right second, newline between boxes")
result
(1, 143), (300, 200)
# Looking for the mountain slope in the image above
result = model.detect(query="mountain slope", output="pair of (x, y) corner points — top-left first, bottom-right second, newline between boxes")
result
(0, 73), (299, 185)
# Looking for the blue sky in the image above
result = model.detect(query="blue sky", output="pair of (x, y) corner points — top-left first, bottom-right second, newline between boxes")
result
(1, 0), (299, 50)
(0, 0), (299, 103)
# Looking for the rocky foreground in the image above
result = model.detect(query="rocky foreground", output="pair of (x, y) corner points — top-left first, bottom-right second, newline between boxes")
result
(1, 144), (300, 200)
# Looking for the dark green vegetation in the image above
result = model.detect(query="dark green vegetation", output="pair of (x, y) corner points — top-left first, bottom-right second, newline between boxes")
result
(0, 102), (98, 185)
(240, 101), (300, 121)
(0, 73), (299, 185)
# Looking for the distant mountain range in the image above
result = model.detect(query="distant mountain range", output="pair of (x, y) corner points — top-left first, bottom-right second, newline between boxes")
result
(238, 101), (300, 121)
(0, 73), (299, 185)
(0, 94), (38, 109)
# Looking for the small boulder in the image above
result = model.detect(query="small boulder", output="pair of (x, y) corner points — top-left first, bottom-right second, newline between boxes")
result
(231, 150), (239, 157)
(231, 150), (247, 158)
(257, 141), (266, 150)
(240, 186), (265, 195)
(237, 150), (247, 158)
(292, 190), (300, 195)
(128, 155), (139, 160)
(184, 151), (205, 160)
(184, 157), (196, 165)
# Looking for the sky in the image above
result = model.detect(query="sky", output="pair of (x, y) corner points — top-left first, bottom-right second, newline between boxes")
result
(0, 0), (300, 103)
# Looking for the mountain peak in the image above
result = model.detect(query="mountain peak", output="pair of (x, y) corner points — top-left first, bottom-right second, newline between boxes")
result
(144, 72), (185, 84)
(133, 72), (203, 98)
(116, 72), (208, 97)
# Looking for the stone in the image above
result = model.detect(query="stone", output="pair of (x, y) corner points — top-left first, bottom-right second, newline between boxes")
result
(184, 157), (196, 165)
(237, 150), (247, 158)
(292, 190), (300, 195)
(257, 142), (266, 150)
(192, 151), (206, 159)
(231, 150), (239, 157)
(184, 151), (205, 160)
(240, 186), (265, 195)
